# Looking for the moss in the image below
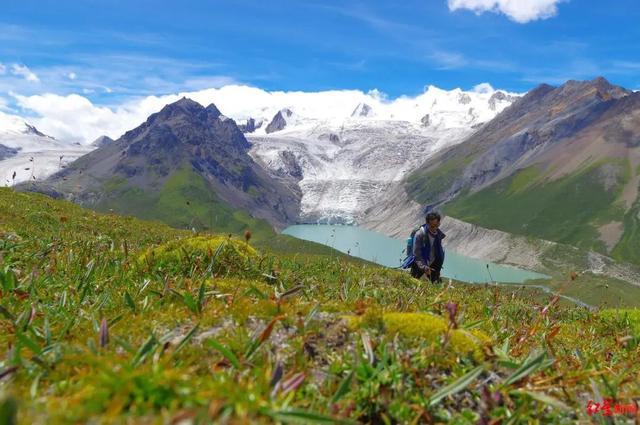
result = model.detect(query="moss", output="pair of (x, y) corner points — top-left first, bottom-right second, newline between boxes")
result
(138, 235), (258, 276)
(346, 311), (491, 361)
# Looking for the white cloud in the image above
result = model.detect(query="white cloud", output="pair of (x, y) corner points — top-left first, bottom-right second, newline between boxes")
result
(12, 92), (169, 144)
(448, 0), (562, 23)
(67, 72), (77, 80)
(0, 63), (6, 75)
(0, 96), (10, 111)
(430, 50), (468, 69)
(10, 64), (39, 82)
(473, 82), (494, 93)
(12, 83), (519, 145)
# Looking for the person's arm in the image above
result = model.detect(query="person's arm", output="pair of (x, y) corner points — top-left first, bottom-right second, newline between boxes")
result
(412, 229), (430, 273)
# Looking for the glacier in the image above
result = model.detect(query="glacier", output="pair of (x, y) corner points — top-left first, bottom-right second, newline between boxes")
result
(0, 111), (92, 186)
(1, 84), (518, 223)
(242, 85), (518, 223)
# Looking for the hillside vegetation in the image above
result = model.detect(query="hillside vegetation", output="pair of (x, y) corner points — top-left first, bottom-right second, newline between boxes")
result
(0, 188), (639, 423)
(405, 79), (640, 268)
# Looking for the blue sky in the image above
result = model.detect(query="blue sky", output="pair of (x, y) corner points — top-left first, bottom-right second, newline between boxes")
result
(0, 0), (639, 106)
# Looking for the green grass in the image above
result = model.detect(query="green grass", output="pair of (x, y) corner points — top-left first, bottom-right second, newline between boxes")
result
(93, 167), (338, 257)
(444, 161), (630, 255)
(95, 167), (273, 237)
(1, 188), (639, 423)
(611, 199), (640, 265)
(405, 155), (473, 204)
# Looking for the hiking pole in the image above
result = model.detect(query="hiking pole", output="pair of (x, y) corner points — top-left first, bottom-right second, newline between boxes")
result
(486, 264), (495, 285)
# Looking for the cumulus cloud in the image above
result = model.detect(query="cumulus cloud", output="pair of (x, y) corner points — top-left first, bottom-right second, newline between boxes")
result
(0, 63), (6, 75)
(12, 82), (518, 145)
(12, 92), (173, 143)
(11, 64), (40, 82)
(447, 0), (562, 23)
(67, 72), (77, 80)
(472, 82), (494, 93)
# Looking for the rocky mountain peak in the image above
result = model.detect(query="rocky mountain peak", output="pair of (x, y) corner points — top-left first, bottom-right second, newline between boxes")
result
(351, 103), (374, 117)
(265, 108), (294, 134)
(457, 93), (472, 105)
(238, 117), (263, 133)
(24, 123), (49, 138)
(91, 135), (115, 148)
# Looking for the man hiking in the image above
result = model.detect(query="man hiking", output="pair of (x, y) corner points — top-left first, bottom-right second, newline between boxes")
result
(410, 212), (445, 283)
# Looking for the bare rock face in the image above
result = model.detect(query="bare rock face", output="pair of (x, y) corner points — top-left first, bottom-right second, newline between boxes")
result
(277, 150), (303, 179)
(319, 133), (340, 143)
(488, 91), (519, 111)
(91, 135), (115, 148)
(413, 77), (637, 206)
(0, 144), (20, 161)
(458, 93), (472, 105)
(266, 109), (293, 134)
(351, 103), (373, 117)
(420, 114), (430, 127)
(25, 97), (301, 229)
(238, 118), (262, 134)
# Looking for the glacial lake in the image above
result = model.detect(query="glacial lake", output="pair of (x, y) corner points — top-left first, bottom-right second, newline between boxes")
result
(282, 224), (549, 284)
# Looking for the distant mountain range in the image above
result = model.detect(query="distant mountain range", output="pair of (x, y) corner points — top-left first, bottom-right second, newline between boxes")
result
(8, 78), (640, 268)
(23, 98), (300, 232)
(403, 77), (640, 265)
(246, 85), (517, 222)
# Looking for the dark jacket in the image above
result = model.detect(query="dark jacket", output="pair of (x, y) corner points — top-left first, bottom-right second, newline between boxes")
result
(412, 225), (445, 272)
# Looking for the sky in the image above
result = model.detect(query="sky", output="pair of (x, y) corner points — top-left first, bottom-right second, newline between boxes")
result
(1, 0), (639, 141)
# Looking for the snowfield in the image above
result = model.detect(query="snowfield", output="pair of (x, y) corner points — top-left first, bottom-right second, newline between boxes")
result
(239, 85), (518, 223)
(1, 84), (518, 222)
(0, 111), (93, 186)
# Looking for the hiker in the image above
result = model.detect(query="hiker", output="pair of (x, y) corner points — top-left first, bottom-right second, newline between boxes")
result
(409, 212), (446, 283)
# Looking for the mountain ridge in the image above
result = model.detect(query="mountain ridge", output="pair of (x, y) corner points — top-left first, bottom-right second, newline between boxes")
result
(21, 97), (301, 231)
(404, 77), (640, 264)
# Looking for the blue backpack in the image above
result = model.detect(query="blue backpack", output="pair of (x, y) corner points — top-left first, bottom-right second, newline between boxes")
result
(401, 225), (446, 269)
(401, 227), (421, 269)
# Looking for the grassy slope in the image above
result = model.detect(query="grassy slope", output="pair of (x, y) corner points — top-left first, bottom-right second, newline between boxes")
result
(443, 162), (629, 253)
(1, 188), (639, 424)
(405, 155), (474, 206)
(611, 198), (640, 265)
(407, 159), (640, 306)
(94, 167), (336, 257)
(407, 150), (640, 265)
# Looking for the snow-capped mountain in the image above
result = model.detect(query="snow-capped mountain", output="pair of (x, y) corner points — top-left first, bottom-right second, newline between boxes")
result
(191, 85), (519, 223)
(3, 83), (518, 223)
(0, 111), (93, 186)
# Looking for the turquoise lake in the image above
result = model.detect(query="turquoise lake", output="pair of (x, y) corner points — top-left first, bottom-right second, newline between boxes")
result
(282, 224), (548, 284)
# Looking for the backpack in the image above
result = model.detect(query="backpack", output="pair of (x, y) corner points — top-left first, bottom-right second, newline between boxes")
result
(401, 227), (422, 269)
(405, 228), (419, 256)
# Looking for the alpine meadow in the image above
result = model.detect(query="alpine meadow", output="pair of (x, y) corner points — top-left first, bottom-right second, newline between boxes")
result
(1, 0), (640, 423)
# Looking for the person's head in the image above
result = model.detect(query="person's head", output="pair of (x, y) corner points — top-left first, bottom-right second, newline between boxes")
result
(425, 212), (441, 232)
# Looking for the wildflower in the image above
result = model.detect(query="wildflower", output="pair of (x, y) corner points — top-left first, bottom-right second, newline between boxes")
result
(445, 301), (459, 329)
(99, 318), (109, 347)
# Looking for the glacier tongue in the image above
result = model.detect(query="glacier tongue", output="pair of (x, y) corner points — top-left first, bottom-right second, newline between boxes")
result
(225, 84), (519, 223)
(249, 119), (481, 223)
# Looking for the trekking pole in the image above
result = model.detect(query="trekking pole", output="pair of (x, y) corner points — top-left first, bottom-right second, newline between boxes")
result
(486, 264), (495, 285)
